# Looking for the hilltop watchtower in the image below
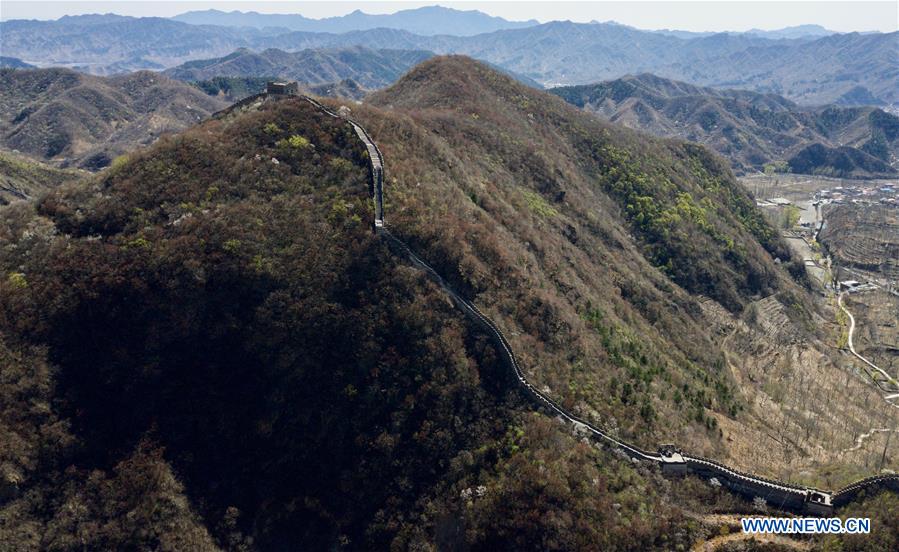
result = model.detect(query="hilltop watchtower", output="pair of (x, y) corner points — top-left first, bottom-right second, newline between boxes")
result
(267, 81), (299, 95)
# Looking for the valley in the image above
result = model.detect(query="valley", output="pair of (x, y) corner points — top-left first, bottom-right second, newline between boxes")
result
(737, 172), (899, 483)
(0, 149), (83, 204)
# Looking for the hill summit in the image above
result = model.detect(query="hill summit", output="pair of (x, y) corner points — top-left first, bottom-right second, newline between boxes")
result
(363, 56), (895, 497)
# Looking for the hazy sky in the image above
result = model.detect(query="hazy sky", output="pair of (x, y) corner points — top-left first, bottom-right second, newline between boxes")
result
(1, 1), (896, 33)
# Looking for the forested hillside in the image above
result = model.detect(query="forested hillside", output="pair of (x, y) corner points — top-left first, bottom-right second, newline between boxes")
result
(0, 87), (707, 551)
(0, 56), (895, 549)
(359, 60), (899, 482)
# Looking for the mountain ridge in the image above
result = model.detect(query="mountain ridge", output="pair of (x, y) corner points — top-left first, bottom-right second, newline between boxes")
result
(0, 67), (228, 169)
(551, 73), (899, 176)
(172, 6), (540, 36)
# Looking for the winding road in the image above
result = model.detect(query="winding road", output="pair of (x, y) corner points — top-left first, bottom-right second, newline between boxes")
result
(837, 291), (899, 411)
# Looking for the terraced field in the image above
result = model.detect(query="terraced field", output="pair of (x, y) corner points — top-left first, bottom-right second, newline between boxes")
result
(821, 203), (899, 280)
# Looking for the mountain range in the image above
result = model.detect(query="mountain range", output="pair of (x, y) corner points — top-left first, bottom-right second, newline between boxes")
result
(551, 74), (899, 177)
(635, 23), (838, 40)
(172, 6), (539, 36)
(4, 49), (895, 178)
(1, 14), (895, 106)
(164, 46), (434, 89)
(0, 68), (227, 169)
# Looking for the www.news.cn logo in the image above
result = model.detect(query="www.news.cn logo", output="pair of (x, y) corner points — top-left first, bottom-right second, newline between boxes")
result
(742, 517), (871, 534)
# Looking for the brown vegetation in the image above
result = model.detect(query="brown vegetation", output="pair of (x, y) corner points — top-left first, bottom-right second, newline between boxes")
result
(0, 57), (894, 548)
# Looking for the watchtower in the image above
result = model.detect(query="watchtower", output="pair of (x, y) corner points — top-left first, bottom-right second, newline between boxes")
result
(658, 444), (688, 476)
(804, 490), (834, 516)
(267, 81), (299, 95)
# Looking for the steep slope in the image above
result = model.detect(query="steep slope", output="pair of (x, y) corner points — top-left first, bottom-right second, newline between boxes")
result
(0, 68), (228, 169)
(0, 90), (712, 551)
(0, 334), (221, 550)
(165, 46), (434, 89)
(361, 57), (899, 484)
(551, 74), (899, 176)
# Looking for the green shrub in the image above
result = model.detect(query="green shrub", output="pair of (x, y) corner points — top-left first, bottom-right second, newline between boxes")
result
(521, 190), (558, 218)
(277, 134), (312, 149)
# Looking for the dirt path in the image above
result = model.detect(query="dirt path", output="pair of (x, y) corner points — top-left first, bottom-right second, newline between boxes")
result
(838, 292), (899, 411)
(840, 427), (899, 453)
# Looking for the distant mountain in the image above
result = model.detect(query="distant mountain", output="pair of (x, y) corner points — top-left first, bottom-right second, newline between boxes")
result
(165, 46), (434, 89)
(172, 6), (539, 36)
(0, 15), (269, 73)
(551, 73), (899, 177)
(835, 86), (887, 107)
(0, 56), (34, 68)
(191, 76), (272, 102)
(1, 16), (894, 106)
(625, 22), (834, 40)
(744, 24), (836, 39)
(170, 47), (542, 97)
(0, 68), (227, 169)
(652, 30), (898, 107)
(429, 22), (897, 106)
(787, 143), (895, 177)
(257, 23), (896, 105)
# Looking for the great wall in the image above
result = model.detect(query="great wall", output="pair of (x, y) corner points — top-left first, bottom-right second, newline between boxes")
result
(214, 88), (899, 516)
